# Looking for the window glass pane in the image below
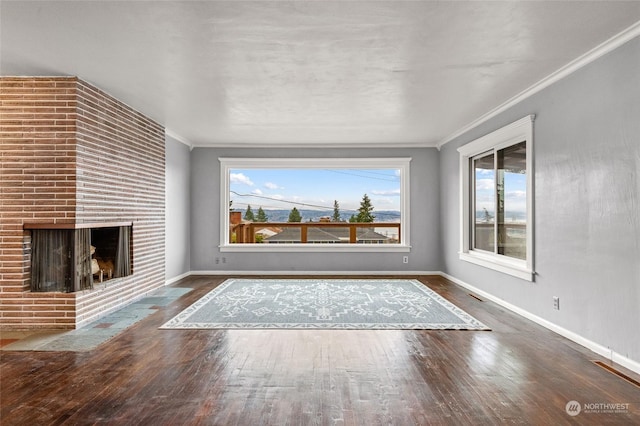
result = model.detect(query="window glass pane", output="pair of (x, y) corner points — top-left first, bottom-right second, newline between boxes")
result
(497, 141), (527, 260)
(473, 154), (495, 252)
(228, 168), (401, 245)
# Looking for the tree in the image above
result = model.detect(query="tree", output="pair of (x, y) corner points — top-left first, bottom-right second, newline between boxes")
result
(355, 194), (375, 223)
(483, 207), (493, 222)
(244, 205), (255, 221)
(332, 200), (341, 222)
(288, 207), (302, 222)
(256, 207), (268, 222)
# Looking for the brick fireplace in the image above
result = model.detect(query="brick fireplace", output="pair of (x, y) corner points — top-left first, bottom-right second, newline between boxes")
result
(0, 77), (165, 329)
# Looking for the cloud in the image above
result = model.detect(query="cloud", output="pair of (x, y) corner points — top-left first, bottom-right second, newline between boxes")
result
(475, 178), (494, 190)
(230, 173), (254, 186)
(264, 182), (282, 190)
(476, 169), (494, 176)
(372, 189), (401, 196)
(252, 189), (263, 195)
(373, 197), (395, 207)
(507, 190), (526, 198)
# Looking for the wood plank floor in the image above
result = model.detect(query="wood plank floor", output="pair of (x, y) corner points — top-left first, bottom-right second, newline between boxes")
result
(1, 275), (639, 425)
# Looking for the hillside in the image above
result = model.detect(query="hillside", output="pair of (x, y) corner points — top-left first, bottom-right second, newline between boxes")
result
(235, 209), (401, 223)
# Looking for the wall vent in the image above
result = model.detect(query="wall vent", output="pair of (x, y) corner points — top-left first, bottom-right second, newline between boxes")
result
(592, 360), (640, 389)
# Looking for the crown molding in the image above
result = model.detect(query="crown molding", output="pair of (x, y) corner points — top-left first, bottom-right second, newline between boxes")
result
(437, 20), (640, 150)
(189, 140), (436, 149)
(165, 128), (194, 150)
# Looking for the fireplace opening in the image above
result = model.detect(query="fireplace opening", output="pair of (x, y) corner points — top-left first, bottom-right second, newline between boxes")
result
(29, 224), (132, 293)
(91, 227), (118, 282)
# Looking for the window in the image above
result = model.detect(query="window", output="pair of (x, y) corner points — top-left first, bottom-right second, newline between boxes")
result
(458, 115), (534, 281)
(219, 157), (411, 252)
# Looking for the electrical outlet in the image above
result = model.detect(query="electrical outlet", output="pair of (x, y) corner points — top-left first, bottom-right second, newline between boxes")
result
(222, 257), (226, 264)
(402, 256), (409, 264)
(215, 257), (220, 264)
(553, 296), (560, 310)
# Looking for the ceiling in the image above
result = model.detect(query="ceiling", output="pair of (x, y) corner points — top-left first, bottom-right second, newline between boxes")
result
(2, 1), (640, 148)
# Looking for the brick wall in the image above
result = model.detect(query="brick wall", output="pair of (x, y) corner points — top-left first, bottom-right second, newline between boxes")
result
(0, 77), (165, 329)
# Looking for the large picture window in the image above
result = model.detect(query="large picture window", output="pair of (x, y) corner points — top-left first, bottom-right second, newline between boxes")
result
(458, 116), (534, 280)
(219, 158), (411, 252)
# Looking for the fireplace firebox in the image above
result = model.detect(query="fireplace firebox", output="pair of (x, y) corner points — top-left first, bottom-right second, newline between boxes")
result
(26, 223), (132, 293)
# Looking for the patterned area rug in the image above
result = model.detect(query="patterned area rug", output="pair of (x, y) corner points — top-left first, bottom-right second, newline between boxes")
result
(160, 279), (489, 330)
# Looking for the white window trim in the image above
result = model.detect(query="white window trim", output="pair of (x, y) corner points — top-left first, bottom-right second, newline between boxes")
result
(219, 157), (411, 252)
(457, 115), (535, 281)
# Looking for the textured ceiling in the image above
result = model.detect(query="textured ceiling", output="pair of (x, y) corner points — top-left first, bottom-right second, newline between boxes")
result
(2, 1), (640, 147)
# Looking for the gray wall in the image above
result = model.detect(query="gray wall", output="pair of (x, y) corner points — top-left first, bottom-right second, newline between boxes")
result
(440, 37), (640, 364)
(190, 147), (441, 273)
(165, 134), (191, 280)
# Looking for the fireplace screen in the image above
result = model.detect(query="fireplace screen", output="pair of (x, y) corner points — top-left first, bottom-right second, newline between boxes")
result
(30, 226), (132, 292)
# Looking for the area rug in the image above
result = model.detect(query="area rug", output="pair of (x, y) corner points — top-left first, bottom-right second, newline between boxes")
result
(160, 279), (489, 330)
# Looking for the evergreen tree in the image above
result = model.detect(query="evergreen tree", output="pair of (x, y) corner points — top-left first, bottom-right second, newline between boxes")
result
(256, 207), (268, 222)
(355, 194), (375, 223)
(244, 205), (255, 221)
(288, 207), (302, 222)
(332, 200), (341, 222)
(483, 207), (493, 222)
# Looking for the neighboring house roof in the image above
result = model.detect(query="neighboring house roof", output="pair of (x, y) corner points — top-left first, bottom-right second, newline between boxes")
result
(356, 228), (391, 241)
(254, 228), (278, 238)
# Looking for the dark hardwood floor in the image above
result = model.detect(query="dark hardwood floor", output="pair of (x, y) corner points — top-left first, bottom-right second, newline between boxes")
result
(1, 275), (639, 425)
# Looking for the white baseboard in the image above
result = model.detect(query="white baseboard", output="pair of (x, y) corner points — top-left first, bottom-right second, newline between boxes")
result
(190, 270), (438, 276)
(439, 272), (640, 376)
(611, 352), (640, 377)
(165, 271), (191, 285)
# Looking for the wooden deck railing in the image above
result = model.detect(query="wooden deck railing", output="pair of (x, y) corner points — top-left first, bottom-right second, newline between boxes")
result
(230, 222), (401, 244)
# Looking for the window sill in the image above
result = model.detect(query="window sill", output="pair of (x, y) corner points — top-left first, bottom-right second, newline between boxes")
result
(459, 251), (534, 281)
(221, 244), (411, 253)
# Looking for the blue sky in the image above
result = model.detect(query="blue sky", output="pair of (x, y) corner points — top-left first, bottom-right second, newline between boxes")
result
(230, 168), (401, 212)
(475, 169), (527, 219)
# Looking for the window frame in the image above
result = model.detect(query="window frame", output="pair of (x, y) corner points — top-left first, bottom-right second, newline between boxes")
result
(219, 157), (411, 252)
(457, 115), (535, 281)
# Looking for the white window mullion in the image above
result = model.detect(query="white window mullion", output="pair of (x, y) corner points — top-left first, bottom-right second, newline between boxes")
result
(493, 150), (499, 254)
